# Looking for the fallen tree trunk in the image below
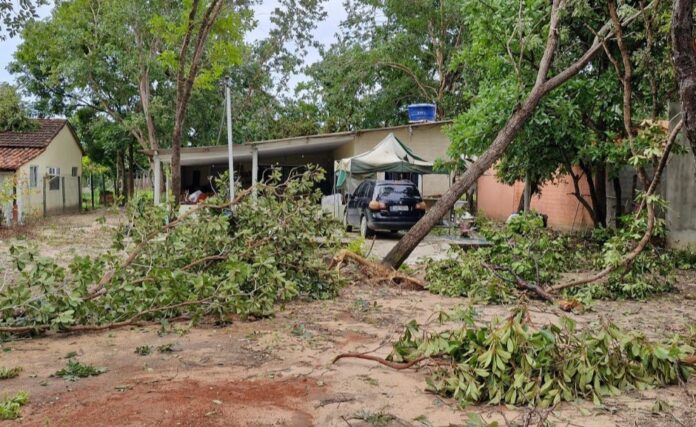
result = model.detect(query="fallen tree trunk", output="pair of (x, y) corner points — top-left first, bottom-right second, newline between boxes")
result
(382, 1), (654, 269)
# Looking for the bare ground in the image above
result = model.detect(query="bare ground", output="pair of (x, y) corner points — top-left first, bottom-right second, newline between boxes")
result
(1, 211), (695, 427)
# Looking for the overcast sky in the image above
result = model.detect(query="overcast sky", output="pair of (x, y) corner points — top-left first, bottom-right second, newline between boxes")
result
(0, 0), (346, 89)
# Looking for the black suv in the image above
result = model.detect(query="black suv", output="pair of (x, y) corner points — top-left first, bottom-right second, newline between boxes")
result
(344, 180), (426, 237)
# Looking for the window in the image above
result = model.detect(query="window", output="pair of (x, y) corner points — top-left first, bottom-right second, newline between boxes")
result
(48, 167), (60, 191)
(29, 166), (38, 188)
(71, 167), (78, 177)
(354, 182), (367, 197)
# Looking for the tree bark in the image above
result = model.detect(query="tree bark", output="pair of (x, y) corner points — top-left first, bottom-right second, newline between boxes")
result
(382, 0), (622, 268)
(672, 0), (696, 158)
(128, 140), (135, 197)
(612, 176), (623, 227)
(568, 165), (598, 226)
(119, 148), (128, 204)
(171, 0), (225, 203)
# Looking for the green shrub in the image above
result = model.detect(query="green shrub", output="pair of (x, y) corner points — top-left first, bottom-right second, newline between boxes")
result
(0, 391), (29, 420)
(54, 359), (107, 381)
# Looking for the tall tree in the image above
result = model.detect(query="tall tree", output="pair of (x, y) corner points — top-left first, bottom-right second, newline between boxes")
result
(0, 0), (46, 39)
(152, 0), (246, 200)
(672, 0), (696, 158)
(382, 0), (650, 268)
(306, 0), (469, 131)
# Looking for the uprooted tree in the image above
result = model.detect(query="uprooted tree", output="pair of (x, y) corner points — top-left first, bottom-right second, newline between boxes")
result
(382, 0), (653, 269)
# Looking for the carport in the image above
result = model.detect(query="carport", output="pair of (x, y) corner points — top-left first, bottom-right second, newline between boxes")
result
(151, 132), (354, 204)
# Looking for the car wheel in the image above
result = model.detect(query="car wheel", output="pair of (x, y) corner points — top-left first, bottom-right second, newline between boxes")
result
(360, 215), (374, 238)
(343, 210), (352, 232)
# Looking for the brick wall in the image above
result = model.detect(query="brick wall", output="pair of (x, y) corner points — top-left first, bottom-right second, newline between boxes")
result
(477, 168), (595, 231)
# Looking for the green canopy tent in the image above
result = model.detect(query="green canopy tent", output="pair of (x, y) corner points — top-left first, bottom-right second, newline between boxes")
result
(334, 132), (436, 193)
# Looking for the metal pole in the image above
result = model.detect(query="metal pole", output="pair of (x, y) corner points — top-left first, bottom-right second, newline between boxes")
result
(225, 78), (235, 202)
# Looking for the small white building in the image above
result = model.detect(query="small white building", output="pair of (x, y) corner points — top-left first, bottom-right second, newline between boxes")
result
(0, 119), (83, 225)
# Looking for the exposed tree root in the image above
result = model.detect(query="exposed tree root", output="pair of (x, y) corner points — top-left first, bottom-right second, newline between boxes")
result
(330, 249), (425, 290)
(332, 352), (431, 370)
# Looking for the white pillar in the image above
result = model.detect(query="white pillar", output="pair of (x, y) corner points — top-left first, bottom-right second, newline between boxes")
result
(251, 146), (258, 199)
(153, 157), (161, 205)
(225, 80), (235, 202)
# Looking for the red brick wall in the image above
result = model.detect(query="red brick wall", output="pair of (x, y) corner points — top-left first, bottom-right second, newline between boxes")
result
(477, 168), (595, 231)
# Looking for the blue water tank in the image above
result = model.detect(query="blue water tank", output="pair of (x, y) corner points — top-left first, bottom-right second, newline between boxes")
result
(407, 103), (437, 122)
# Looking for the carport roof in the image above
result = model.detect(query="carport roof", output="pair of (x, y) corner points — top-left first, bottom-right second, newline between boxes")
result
(149, 121), (451, 166)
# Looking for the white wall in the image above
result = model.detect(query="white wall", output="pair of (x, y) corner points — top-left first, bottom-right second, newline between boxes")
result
(15, 125), (83, 220)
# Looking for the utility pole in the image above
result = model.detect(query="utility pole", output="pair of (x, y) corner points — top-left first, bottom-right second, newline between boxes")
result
(225, 78), (235, 202)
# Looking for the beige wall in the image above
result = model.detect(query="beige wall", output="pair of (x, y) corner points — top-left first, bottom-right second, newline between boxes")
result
(15, 126), (83, 220)
(332, 123), (452, 197)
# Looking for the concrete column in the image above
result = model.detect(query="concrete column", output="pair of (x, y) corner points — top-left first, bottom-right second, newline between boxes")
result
(251, 146), (259, 198)
(153, 157), (161, 205)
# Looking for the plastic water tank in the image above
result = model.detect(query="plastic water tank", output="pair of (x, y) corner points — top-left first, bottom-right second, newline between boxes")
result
(407, 104), (436, 122)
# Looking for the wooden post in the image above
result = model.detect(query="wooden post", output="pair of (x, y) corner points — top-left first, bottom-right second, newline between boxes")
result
(42, 176), (47, 217)
(61, 177), (66, 212)
(101, 174), (106, 206)
(77, 176), (82, 212)
(90, 172), (95, 209)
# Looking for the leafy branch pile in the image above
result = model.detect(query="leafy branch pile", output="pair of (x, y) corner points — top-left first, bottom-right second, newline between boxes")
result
(0, 167), (343, 337)
(426, 213), (681, 304)
(338, 308), (696, 407)
(426, 214), (596, 303)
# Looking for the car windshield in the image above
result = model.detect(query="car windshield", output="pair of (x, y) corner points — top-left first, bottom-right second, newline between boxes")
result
(377, 184), (419, 201)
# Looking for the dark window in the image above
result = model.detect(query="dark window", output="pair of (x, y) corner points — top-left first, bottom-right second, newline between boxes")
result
(354, 182), (367, 197)
(29, 166), (38, 188)
(71, 167), (78, 177)
(366, 182), (375, 198)
(377, 184), (420, 201)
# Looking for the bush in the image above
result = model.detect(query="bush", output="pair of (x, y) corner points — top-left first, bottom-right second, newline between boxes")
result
(563, 213), (676, 302)
(425, 213), (597, 303)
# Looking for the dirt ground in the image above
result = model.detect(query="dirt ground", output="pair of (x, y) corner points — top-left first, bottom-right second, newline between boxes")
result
(1, 211), (695, 427)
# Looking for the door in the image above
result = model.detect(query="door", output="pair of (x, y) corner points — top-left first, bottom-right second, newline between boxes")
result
(347, 182), (366, 226)
(358, 182), (375, 216)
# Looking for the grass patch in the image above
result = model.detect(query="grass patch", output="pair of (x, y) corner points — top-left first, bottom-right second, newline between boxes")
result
(54, 359), (106, 381)
(0, 391), (29, 420)
(0, 367), (22, 380)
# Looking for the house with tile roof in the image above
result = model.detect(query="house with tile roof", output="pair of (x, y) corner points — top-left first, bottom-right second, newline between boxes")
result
(0, 119), (84, 225)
